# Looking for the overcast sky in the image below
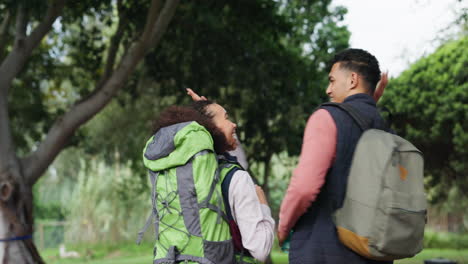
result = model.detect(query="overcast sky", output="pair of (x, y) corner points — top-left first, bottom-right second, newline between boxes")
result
(331, 0), (467, 77)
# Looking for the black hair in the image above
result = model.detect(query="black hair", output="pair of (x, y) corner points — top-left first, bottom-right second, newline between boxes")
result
(331, 48), (381, 93)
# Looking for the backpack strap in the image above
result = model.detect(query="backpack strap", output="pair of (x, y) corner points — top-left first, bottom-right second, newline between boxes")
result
(136, 170), (160, 244)
(221, 166), (241, 220)
(321, 102), (372, 131)
(220, 165), (256, 261)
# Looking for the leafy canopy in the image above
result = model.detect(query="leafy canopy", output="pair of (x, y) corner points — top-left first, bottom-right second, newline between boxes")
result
(381, 36), (468, 204)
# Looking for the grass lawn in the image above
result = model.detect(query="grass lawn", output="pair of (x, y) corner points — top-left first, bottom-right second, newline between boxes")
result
(272, 249), (468, 264)
(40, 243), (153, 264)
(396, 249), (468, 264)
(41, 245), (468, 264)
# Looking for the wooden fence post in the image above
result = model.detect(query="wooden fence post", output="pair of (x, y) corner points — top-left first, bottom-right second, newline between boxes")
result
(38, 222), (44, 250)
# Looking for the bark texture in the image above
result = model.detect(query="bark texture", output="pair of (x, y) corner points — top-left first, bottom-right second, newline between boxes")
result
(0, 0), (180, 262)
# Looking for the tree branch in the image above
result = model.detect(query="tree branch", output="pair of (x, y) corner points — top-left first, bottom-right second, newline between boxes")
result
(100, 0), (128, 84)
(140, 0), (163, 48)
(0, 0), (65, 95)
(147, 0), (180, 49)
(14, 4), (27, 49)
(0, 11), (12, 54)
(23, 0), (180, 184)
(79, 0), (128, 104)
(24, 0), (66, 53)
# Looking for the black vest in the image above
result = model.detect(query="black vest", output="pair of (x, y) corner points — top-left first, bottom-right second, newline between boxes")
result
(289, 94), (392, 264)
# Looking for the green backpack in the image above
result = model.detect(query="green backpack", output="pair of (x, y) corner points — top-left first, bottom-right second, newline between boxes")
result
(324, 103), (427, 261)
(137, 121), (235, 264)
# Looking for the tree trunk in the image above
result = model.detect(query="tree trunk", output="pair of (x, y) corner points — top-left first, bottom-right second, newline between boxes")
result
(0, 159), (43, 263)
(0, 0), (180, 262)
(262, 154), (272, 201)
(261, 154), (274, 264)
(0, 74), (42, 263)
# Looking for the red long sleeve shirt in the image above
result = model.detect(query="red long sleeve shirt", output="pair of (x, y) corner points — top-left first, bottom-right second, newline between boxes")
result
(278, 109), (337, 237)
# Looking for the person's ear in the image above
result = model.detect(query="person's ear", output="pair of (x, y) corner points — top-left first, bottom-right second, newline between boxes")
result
(349, 72), (359, 90)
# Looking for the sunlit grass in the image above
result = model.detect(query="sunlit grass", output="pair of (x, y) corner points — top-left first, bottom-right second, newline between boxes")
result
(41, 244), (468, 264)
(272, 249), (468, 264)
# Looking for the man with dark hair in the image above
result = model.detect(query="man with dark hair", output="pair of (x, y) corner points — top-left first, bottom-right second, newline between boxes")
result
(330, 48), (382, 93)
(278, 48), (391, 264)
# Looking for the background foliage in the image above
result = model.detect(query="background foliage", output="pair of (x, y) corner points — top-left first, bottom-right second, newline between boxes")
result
(29, 0), (350, 246)
(381, 36), (468, 208)
(24, 0), (468, 258)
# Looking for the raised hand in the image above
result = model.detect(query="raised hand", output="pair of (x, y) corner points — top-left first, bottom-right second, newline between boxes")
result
(374, 71), (388, 102)
(186, 88), (207, 101)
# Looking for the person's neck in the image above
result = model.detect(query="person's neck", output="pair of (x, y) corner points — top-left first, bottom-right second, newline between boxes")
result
(347, 88), (370, 98)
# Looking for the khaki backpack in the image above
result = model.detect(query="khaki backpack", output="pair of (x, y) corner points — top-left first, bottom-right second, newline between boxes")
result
(323, 103), (427, 261)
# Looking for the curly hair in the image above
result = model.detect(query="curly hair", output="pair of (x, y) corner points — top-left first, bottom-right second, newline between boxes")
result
(191, 100), (216, 118)
(152, 103), (231, 153)
(331, 48), (381, 93)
